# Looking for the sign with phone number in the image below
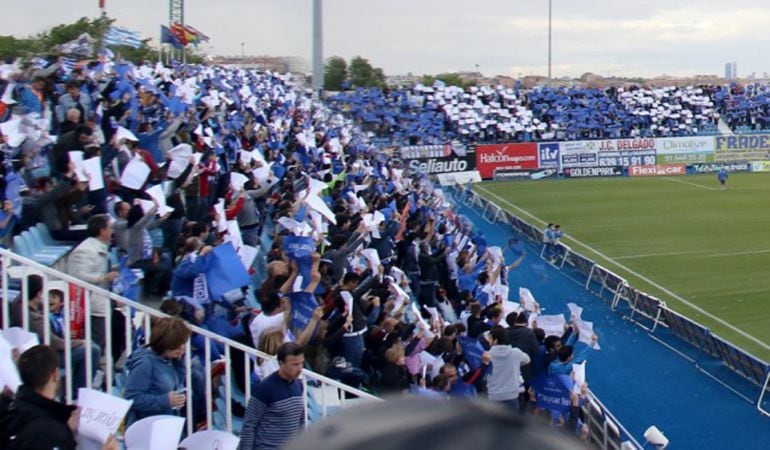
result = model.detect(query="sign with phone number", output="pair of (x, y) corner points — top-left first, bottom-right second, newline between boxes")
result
(561, 149), (656, 168)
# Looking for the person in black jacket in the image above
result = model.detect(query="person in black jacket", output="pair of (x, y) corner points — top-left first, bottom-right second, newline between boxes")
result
(0, 345), (119, 450)
(0, 345), (77, 450)
(327, 268), (382, 368)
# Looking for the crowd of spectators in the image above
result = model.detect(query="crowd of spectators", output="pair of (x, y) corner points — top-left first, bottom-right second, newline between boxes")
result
(326, 82), (737, 145)
(0, 56), (599, 448)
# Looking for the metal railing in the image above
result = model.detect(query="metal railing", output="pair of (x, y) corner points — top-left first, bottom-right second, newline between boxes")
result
(0, 248), (381, 438)
(454, 183), (770, 422)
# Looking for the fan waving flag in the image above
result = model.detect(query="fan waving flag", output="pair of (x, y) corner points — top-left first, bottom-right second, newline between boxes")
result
(104, 26), (143, 49)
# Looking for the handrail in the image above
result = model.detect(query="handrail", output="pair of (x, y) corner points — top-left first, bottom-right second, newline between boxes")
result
(0, 247), (380, 401)
(587, 388), (644, 449)
(0, 247), (380, 437)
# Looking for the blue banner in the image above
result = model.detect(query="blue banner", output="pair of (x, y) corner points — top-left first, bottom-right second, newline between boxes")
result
(283, 235), (316, 290)
(116, 256), (140, 302)
(288, 291), (319, 333)
(533, 374), (573, 416)
(4, 171), (25, 216)
(205, 242), (251, 301)
(458, 336), (485, 370)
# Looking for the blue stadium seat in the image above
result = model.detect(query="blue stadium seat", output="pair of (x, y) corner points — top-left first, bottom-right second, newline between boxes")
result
(28, 226), (72, 254)
(21, 230), (69, 261)
(13, 234), (59, 266)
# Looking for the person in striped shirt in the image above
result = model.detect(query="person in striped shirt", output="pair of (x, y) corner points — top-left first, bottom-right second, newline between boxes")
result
(238, 342), (306, 450)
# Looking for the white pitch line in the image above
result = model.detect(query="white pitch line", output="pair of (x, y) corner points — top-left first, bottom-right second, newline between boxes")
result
(664, 177), (719, 191)
(612, 250), (706, 260)
(707, 249), (770, 258)
(475, 184), (770, 350)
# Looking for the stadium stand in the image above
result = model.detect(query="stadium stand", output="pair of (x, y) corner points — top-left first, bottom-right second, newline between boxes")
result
(2, 55), (768, 449)
(0, 56), (623, 448)
(327, 82), (733, 144)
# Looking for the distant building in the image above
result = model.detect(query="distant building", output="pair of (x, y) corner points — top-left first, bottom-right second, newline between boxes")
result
(386, 73), (420, 88)
(209, 55), (307, 73)
(724, 62), (737, 80)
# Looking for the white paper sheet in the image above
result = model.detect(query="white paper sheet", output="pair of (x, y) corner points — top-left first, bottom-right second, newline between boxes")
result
(230, 172), (249, 191)
(78, 388), (133, 443)
(2, 327), (39, 352)
(83, 157), (104, 191)
(120, 157), (150, 190)
(534, 314), (567, 338)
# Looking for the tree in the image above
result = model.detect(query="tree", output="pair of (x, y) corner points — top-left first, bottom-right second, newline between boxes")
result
(324, 56), (347, 91)
(0, 15), (161, 64)
(348, 56), (385, 88)
(0, 36), (36, 59)
(421, 73), (476, 89)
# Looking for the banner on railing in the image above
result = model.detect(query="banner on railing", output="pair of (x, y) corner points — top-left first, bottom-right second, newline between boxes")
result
(563, 166), (623, 178)
(476, 143), (538, 179)
(405, 153), (476, 175)
(687, 162), (750, 174)
(559, 140), (657, 169)
(628, 164), (686, 177)
(750, 161), (770, 172)
(538, 143), (560, 169)
(493, 169), (532, 181)
(533, 374), (573, 416)
(655, 136), (715, 164)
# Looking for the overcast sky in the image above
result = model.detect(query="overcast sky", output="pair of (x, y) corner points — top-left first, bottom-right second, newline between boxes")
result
(4, 0), (770, 78)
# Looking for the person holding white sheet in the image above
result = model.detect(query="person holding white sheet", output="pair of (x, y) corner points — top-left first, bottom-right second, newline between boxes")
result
(548, 332), (597, 376)
(34, 162), (90, 242)
(0, 345), (118, 450)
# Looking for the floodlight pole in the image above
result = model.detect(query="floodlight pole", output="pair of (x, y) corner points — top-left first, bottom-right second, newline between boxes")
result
(548, 0), (552, 80)
(312, 0), (324, 98)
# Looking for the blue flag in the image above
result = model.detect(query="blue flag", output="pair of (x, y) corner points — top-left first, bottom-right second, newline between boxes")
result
(205, 243), (251, 301)
(533, 374), (574, 417)
(283, 235), (315, 290)
(458, 336), (485, 370)
(116, 256), (140, 302)
(288, 291), (318, 333)
(160, 25), (183, 50)
(4, 171), (25, 217)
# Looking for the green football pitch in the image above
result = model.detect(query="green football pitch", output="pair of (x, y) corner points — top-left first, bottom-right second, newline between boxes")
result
(475, 172), (770, 360)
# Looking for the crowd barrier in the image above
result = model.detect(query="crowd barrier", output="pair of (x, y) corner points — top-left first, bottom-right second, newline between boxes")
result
(0, 248), (381, 438)
(452, 183), (770, 420)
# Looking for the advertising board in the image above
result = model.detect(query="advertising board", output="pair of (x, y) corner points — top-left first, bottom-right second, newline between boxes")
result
(628, 164), (686, 177)
(563, 166), (623, 178)
(475, 143), (538, 179)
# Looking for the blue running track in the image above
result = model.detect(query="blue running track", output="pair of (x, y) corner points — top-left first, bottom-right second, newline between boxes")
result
(456, 193), (770, 449)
